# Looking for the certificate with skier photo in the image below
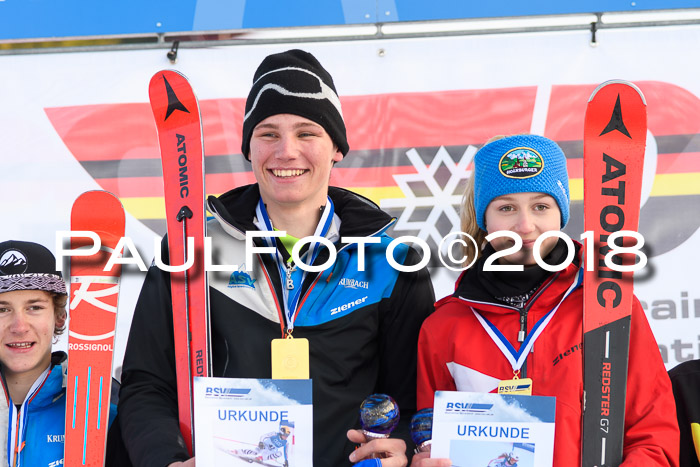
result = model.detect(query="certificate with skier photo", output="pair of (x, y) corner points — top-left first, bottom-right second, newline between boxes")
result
(194, 377), (312, 466)
(431, 391), (555, 467)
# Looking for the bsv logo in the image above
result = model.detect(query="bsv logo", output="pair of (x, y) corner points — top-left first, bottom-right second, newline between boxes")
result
(228, 266), (256, 289)
(339, 278), (369, 290)
(205, 387), (251, 399)
(445, 402), (493, 414)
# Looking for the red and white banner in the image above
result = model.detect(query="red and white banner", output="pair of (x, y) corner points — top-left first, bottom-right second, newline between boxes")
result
(3, 25), (699, 370)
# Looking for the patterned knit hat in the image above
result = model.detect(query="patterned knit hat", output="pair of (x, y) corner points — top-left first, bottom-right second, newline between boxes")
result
(241, 49), (348, 160)
(474, 135), (570, 230)
(0, 240), (67, 295)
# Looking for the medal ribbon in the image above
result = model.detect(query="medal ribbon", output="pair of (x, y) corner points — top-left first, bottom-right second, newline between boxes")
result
(471, 267), (583, 372)
(256, 197), (335, 331)
(8, 366), (51, 467)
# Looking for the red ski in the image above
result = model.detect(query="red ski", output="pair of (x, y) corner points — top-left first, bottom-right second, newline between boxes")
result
(582, 81), (647, 466)
(149, 69), (211, 454)
(65, 190), (125, 466)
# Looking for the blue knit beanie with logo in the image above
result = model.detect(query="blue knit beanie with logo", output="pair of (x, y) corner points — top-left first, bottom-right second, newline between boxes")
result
(474, 135), (570, 230)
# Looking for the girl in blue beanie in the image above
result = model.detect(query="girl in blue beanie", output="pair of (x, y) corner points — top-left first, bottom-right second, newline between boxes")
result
(412, 135), (678, 466)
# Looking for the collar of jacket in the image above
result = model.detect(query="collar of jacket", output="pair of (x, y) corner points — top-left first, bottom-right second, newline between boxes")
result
(0, 351), (67, 409)
(207, 184), (396, 241)
(453, 240), (583, 315)
(35, 351), (67, 408)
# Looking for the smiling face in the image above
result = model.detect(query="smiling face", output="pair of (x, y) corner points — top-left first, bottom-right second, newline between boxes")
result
(484, 192), (561, 266)
(0, 289), (56, 383)
(249, 114), (343, 213)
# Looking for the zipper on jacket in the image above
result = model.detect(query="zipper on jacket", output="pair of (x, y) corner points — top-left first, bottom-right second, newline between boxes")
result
(516, 306), (529, 378)
(516, 271), (562, 379)
(517, 308), (527, 343)
(211, 199), (396, 336)
(282, 263), (295, 335)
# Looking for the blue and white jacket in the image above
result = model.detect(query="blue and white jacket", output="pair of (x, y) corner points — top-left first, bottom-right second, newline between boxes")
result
(1, 352), (117, 467)
(119, 185), (436, 467)
(2, 352), (67, 467)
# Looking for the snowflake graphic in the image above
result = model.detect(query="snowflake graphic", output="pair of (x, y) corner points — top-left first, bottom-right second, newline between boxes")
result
(380, 145), (478, 247)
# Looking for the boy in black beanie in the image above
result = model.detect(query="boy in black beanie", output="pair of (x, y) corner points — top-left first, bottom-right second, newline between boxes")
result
(117, 50), (435, 467)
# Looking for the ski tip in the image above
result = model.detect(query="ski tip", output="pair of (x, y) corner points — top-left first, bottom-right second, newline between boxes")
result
(74, 190), (124, 210)
(72, 190), (126, 231)
(149, 69), (190, 84)
(70, 190), (126, 243)
(148, 70), (191, 99)
(588, 79), (646, 105)
(149, 70), (170, 88)
(148, 69), (201, 119)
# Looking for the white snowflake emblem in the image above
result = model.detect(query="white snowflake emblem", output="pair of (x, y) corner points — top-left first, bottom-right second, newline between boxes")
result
(380, 145), (478, 246)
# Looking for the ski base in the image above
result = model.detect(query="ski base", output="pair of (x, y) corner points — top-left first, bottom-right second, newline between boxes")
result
(582, 80), (647, 467)
(65, 190), (125, 467)
(149, 69), (211, 454)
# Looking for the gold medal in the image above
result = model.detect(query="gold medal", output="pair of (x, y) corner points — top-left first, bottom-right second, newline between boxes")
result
(271, 334), (309, 379)
(497, 371), (533, 395)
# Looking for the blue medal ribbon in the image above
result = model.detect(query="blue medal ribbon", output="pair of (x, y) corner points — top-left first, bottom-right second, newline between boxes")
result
(7, 366), (51, 467)
(255, 197), (335, 331)
(471, 267), (583, 372)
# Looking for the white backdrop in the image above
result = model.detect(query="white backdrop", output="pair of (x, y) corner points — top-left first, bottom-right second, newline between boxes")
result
(2, 24), (699, 372)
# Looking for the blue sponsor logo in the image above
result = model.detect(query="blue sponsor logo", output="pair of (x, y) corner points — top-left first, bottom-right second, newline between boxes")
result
(228, 270), (256, 289)
(445, 402), (493, 414)
(206, 387), (251, 397)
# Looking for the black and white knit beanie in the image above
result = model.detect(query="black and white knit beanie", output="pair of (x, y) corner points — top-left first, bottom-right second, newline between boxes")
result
(241, 49), (349, 159)
(0, 240), (67, 295)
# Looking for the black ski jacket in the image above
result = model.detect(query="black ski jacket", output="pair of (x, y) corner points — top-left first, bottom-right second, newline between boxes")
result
(670, 359), (700, 467)
(116, 185), (435, 467)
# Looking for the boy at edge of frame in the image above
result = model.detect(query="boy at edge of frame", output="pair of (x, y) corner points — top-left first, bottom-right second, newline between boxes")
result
(0, 240), (117, 466)
(112, 49), (436, 467)
(411, 135), (679, 466)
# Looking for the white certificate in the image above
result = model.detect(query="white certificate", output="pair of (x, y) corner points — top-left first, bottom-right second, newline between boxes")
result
(431, 391), (555, 467)
(194, 377), (313, 466)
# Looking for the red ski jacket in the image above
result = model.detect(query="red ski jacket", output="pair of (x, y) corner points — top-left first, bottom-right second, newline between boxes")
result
(417, 250), (679, 466)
